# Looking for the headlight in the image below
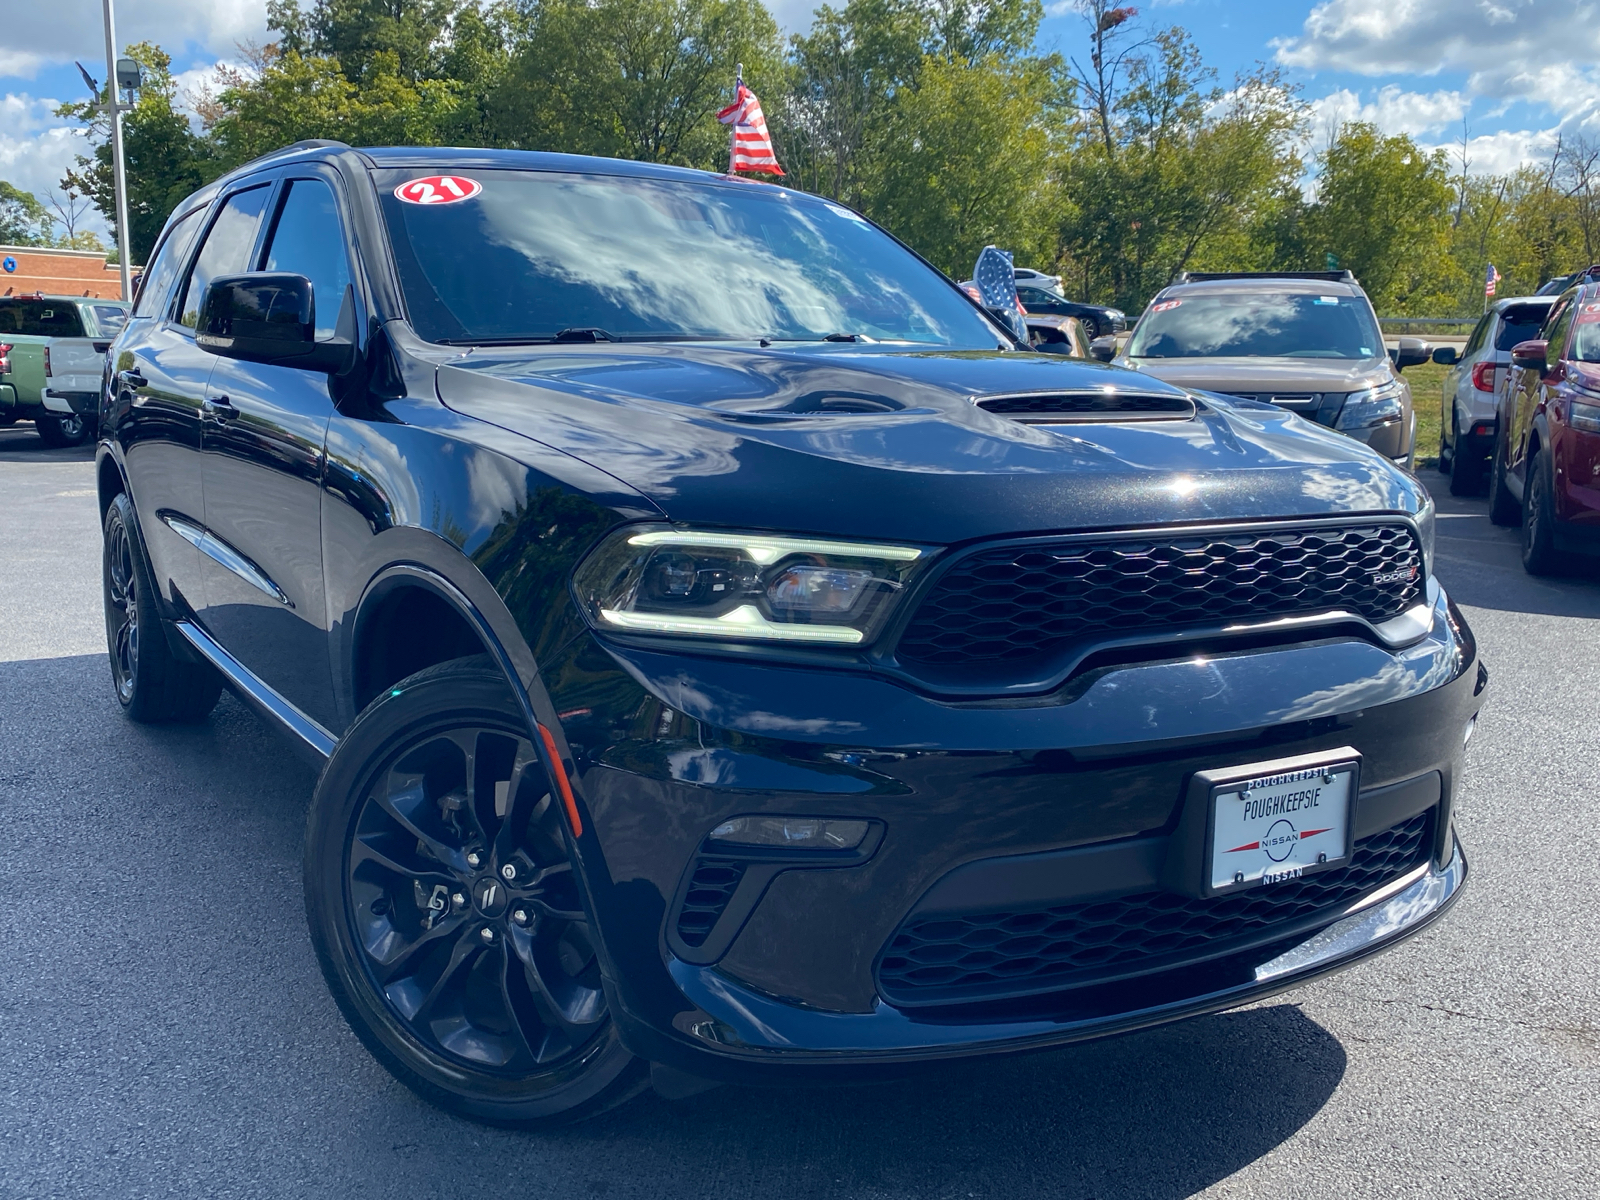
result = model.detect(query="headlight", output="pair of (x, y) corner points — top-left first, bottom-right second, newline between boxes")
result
(1415, 495), (1435, 581)
(1571, 400), (1600, 433)
(572, 526), (931, 645)
(1336, 381), (1405, 431)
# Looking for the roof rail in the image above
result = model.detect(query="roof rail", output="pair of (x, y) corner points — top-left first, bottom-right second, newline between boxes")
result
(233, 139), (354, 173)
(1174, 270), (1360, 286)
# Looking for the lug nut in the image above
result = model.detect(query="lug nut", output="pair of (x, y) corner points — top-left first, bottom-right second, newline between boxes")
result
(501, 863), (516, 882)
(479, 927), (495, 944)
(451, 892), (467, 909)
(466, 851), (482, 869)
(512, 908), (529, 926)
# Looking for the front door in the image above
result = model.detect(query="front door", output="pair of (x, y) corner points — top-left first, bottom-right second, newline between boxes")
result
(115, 187), (271, 618)
(197, 174), (354, 730)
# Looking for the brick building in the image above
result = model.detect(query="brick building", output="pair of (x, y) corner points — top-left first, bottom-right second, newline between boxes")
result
(0, 244), (128, 300)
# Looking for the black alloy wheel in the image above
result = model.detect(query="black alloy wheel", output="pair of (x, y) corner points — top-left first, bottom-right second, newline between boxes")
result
(1520, 445), (1560, 575)
(35, 412), (90, 448)
(102, 493), (223, 722)
(1448, 415), (1486, 496)
(304, 658), (647, 1126)
(1487, 422), (1520, 526)
(1080, 315), (1101, 340)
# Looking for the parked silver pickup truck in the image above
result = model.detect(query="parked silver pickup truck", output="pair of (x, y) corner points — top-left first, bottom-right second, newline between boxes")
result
(0, 294), (128, 446)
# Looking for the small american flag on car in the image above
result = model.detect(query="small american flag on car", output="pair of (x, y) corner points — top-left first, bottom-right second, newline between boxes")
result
(717, 69), (783, 176)
(1485, 263), (1501, 297)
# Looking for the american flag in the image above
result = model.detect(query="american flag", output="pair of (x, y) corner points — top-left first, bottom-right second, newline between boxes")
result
(973, 245), (1027, 341)
(1485, 263), (1501, 297)
(717, 72), (783, 176)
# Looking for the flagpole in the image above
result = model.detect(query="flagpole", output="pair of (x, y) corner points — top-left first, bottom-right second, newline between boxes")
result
(729, 63), (742, 176)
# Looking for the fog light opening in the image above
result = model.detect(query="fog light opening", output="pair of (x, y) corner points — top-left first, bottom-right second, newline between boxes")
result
(708, 816), (870, 850)
(1462, 716), (1477, 748)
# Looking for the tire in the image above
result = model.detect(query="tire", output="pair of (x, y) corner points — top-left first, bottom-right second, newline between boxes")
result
(0, 411), (16, 427)
(36, 412), (91, 448)
(1520, 445), (1560, 575)
(102, 493), (224, 723)
(1080, 316), (1101, 340)
(303, 657), (648, 1127)
(1487, 423), (1520, 526)
(1448, 417), (1485, 496)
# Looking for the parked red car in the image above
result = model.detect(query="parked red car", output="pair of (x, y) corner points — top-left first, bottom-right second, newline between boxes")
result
(1489, 281), (1600, 572)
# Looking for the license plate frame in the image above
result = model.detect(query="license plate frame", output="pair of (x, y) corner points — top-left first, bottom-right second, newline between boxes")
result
(1202, 754), (1359, 897)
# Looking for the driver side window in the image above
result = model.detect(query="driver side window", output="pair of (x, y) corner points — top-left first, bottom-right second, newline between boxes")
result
(1543, 295), (1578, 372)
(262, 178), (354, 341)
(177, 185), (271, 329)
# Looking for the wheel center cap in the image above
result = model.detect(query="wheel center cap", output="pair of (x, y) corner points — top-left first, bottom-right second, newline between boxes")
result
(473, 877), (510, 918)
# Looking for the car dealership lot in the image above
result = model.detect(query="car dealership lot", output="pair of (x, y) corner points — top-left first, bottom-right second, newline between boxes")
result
(0, 424), (1596, 1199)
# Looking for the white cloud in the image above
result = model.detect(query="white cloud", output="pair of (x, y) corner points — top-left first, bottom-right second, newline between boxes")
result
(1418, 128), (1560, 176)
(1276, 0), (1600, 128)
(1, 0), (267, 77)
(0, 94), (109, 238)
(1309, 85), (1469, 140)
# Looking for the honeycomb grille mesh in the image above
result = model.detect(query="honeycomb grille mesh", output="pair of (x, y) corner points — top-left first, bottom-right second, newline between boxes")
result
(674, 860), (745, 949)
(877, 811), (1432, 1005)
(896, 523), (1423, 666)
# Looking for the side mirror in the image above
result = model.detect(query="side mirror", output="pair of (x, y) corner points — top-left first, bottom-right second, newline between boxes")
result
(1510, 338), (1549, 375)
(197, 273), (355, 374)
(1089, 335), (1118, 362)
(1431, 346), (1459, 366)
(1391, 336), (1431, 370)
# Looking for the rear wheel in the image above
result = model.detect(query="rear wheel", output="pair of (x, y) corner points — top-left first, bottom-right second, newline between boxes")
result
(1080, 315), (1101, 340)
(36, 412), (91, 448)
(102, 493), (223, 722)
(1487, 423), (1520, 526)
(1520, 445), (1560, 575)
(303, 658), (647, 1126)
(1448, 416), (1485, 496)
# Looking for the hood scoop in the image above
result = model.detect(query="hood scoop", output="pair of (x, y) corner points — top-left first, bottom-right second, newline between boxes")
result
(976, 390), (1196, 424)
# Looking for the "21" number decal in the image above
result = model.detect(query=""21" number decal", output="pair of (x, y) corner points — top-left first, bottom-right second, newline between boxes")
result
(394, 175), (483, 205)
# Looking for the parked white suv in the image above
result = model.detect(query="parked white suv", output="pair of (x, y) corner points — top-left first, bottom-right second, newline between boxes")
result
(1433, 296), (1554, 494)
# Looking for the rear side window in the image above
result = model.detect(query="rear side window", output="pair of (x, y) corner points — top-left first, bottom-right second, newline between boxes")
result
(92, 306), (128, 336)
(0, 301), (85, 336)
(1542, 294), (1579, 371)
(262, 178), (354, 341)
(1495, 304), (1553, 351)
(178, 185), (272, 329)
(132, 208), (204, 319)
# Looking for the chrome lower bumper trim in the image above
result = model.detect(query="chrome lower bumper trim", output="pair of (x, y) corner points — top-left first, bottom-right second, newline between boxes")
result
(173, 619), (336, 763)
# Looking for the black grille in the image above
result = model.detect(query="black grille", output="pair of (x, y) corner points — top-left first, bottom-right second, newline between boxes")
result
(877, 811), (1432, 1005)
(674, 859), (746, 948)
(977, 392), (1194, 420)
(896, 523), (1422, 666)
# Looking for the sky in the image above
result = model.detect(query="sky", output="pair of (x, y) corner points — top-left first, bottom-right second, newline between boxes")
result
(4, 0), (1598, 241)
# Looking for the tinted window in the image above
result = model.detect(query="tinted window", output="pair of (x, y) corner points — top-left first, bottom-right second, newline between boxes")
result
(92, 305), (128, 336)
(1570, 297), (1600, 363)
(133, 208), (204, 319)
(0, 301), (85, 337)
(1463, 313), (1491, 355)
(1127, 292), (1383, 360)
(1495, 303), (1554, 351)
(178, 185), (271, 329)
(263, 179), (353, 340)
(377, 169), (995, 346)
(1017, 287), (1061, 305)
(1542, 293), (1578, 371)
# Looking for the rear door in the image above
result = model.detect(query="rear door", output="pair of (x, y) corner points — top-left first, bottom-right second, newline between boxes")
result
(195, 170), (355, 729)
(111, 184), (272, 614)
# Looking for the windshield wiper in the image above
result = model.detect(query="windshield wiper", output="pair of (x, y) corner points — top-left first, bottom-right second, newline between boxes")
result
(552, 327), (615, 343)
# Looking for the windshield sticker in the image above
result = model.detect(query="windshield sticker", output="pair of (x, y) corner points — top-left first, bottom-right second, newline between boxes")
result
(1315, 296), (1340, 304)
(394, 175), (483, 205)
(1151, 299), (1182, 312)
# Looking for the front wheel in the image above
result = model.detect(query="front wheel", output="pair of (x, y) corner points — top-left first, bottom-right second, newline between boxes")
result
(1521, 446), (1560, 575)
(303, 657), (647, 1126)
(35, 412), (92, 448)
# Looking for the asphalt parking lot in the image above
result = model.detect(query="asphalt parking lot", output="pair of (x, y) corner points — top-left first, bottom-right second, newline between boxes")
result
(1, 420), (1596, 1199)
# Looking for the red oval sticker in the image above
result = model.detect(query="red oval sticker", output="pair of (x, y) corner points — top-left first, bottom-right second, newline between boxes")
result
(394, 175), (482, 205)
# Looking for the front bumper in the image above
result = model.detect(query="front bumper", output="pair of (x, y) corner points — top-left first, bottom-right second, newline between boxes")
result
(547, 581), (1481, 1082)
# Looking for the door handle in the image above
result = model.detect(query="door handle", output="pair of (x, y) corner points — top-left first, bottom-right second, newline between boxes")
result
(203, 395), (239, 420)
(117, 369), (147, 390)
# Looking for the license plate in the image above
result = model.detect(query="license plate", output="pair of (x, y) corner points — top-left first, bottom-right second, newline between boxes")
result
(1208, 761), (1356, 891)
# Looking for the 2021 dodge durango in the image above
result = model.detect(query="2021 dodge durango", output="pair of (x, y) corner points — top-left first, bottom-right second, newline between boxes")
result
(96, 142), (1481, 1125)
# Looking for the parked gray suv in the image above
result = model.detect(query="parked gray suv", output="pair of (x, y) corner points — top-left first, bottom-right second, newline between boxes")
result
(1116, 271), (1429, 467)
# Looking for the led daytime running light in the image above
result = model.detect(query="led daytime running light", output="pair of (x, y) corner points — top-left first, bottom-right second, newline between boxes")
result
(599, 603), (866, 643)
(626, 530), (923, 566)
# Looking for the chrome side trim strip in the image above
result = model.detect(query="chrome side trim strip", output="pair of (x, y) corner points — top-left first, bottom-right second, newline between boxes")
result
(173, 620), (336, 762)
(160, 513), (292, 607)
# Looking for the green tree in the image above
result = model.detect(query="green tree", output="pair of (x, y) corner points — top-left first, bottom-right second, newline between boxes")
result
(0, 182), (55, 246)
(1305, 122), (1457, 313)
(58, 43), (218, 264)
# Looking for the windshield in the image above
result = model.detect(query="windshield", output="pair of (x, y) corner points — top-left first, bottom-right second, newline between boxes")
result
(0, 300), (86, 337)
(1571, 299), (1600, 362)
(376, 168), (995, 346)
(1128, 292), (1382, 360)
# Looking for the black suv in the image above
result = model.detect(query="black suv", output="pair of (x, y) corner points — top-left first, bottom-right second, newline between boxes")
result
(97, 142), (1480, 1125)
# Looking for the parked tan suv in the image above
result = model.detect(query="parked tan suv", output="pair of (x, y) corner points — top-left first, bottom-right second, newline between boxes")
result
(1112, 271), (1429, 466)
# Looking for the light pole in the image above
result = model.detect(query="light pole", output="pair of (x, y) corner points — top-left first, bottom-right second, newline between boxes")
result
(100, 0), (133, 301)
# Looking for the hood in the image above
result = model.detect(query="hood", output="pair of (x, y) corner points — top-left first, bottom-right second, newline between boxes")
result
(436, 343), (1423, 544)
(1120, 356), (1391, 396)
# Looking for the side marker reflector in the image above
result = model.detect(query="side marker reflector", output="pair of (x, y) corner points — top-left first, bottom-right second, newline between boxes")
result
(537, 723), (584, 837)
